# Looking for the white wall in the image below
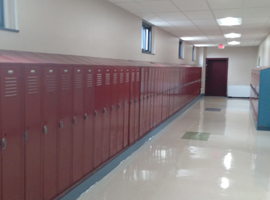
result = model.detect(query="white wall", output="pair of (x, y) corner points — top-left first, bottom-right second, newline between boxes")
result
(258, 34), (270, 67)
(202, 46), (258, 97)
(0, 0), (198, 65)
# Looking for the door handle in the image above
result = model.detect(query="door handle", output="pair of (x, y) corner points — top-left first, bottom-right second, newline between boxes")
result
(84, 113), (88, 120)
(60, 121), (63, 129)
(73, 117), (77, 125)
(43, 125), (48, 135)
(95, 110), (98, 117)
(2, 138), (6, 150)
(103, 108), (106, 114)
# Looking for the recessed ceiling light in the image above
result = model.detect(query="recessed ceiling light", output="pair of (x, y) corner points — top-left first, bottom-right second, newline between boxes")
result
(217, 17), (242, 26)
(228, 41), (241, 45)
(194, 44), (216, 47)
(224, 33), (241, 38)
(180, 37), (194, 41)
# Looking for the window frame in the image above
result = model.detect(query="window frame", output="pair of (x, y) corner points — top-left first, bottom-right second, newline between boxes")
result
(141, 22), (152, 54)
(179, 40), (183, 59)
(0, 0), (4, 28)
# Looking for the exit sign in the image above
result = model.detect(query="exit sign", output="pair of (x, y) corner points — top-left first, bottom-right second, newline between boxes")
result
(218, 44), (225, 49)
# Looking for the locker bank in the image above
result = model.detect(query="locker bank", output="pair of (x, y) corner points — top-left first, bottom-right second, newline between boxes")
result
(0, 0), (270, 199)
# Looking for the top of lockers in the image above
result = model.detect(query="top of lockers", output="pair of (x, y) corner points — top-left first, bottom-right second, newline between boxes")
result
(0, 49), (198, 68)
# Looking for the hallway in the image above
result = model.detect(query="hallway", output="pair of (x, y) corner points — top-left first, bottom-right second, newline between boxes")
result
(78, 97), (270, 200)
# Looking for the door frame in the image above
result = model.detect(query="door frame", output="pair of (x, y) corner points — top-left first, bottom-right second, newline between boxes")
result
(205, 58), (229, 97)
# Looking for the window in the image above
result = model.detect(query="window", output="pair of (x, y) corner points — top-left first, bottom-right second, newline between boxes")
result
(179, 40), (183, 59)
(0, 0), (4, 28)
(192, 46), (196, 61)
(141, 22), (152, 53)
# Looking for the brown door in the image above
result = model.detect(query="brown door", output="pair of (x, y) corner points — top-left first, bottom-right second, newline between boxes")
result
(205, 58), (228, 96)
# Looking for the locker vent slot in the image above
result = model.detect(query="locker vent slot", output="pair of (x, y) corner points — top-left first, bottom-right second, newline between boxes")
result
(131, 72), (135, 82)
(5, 77), (17, 97)
(105, 73), (110, 85)
(28, 76), (38, 94)
(87, 74), (93, 87)
(97, 73), (102, 86)
(126, 73), (130, 83)
(113, 73), (117, 85)
(46, 75), (56, 92)
(137, 72), (140, 82)
(120, 73), (124, 83)
(75, 74), (83, 88)
(62, 74), (71, 90)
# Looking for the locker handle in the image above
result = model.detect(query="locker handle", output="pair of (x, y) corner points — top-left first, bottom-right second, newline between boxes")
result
(130, 100), (133, 105)
(140, 97), (142, 101)
(84, 113), (88, 120)
(2, 138), (6, 150)
(111, 106), (114, 111)
(95, 110), (98, 117)
(124, 102), (127, 107)
(60, 121), (64, 129)
(135, 99), (138, 103)
(43, 125), (48, 135)
(118, 104), (121, 109)
(73, 117), (77, 125)
(103, 108), (106, 114)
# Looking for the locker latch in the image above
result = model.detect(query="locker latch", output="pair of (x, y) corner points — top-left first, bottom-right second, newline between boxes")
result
(43, 126), (48, 135)
(140, 97), (142, 101)
(95, 110), (98, 117)
(84, 113), (88, 120)
(60, 121), (64, 129)
(2, 138), (6, 150)
(130, 100), (133, 105)
(124, 102), (127, 107)
(25, 132), (28, 141)
(135, 99), (138, 103)
(73, 117), (77, 125)
(111, 106), (114, 111)
(103, 108), (106, 114)
(118, 104), (121, 109)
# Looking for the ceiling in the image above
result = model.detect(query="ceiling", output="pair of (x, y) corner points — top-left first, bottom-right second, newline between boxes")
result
(107, 0), (270, 47)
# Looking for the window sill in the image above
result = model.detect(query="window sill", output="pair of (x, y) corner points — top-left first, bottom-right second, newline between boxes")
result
(179, 57), (184, 60)
(0, 27), (19, 33)
(142, 51), (155, 55)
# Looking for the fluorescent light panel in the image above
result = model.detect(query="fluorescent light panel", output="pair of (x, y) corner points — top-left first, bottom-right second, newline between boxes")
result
(217, 17), (242, 26)
(228, 41), (241, 45)
(224, 33), (241, 38)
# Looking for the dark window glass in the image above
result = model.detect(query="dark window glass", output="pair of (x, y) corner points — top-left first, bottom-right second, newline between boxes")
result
(0, 0), (4, 28)
(142, 22), (152, 53)
(179, 40), (183, 58)
(192, 46), (196, 61)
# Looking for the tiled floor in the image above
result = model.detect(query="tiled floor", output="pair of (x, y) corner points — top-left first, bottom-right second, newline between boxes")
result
(78, 97), (270, 200)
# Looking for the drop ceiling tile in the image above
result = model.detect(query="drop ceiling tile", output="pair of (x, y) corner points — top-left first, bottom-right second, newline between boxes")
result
(109, 0), (134, 2)
(116, 2), (147, 13)
(243, 0), (270, 8)
(212, 9), (242, 19)
(135, 13), (161, 22)
(138, 1), (179, 13)
(192, 19), (217, 26)
(197, 25), (220, 31)
(207, 0), (243, 10)
(242, 17), (269, 25)
(180, 31), (207, 37)
(171, 0), (210, 11)
(169, 20), (194, 27)
(161, 26), (181, 32)
(184, 10), (214, 20)
(202, 30), (222, 35)
(207, 35), (224, 40)
(243, 7), (270, 18)
(151, 21), (172, 26)
(156, 12), (187, 21)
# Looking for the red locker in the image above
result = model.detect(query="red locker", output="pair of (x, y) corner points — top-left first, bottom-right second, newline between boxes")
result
(123, 68), (130, 148)
(24, 66), (42, 200)
(83, 67), (95, 174)
(102, 67), (112, 162)
(117, 68), (125, 152)
(58, 66), (73, 192)
(129, 68), (136, 144)
(134, 68), (140, 140)
(139, 68), (145, 137)
(0, 65), (24, 200)
(94, 67), (104, 168)
(149, 68), (154, 129)
(110, 68), (119, 157)
(73, 66), (85, 182)
(144, 68), (149, 133)
(42, 67), (58, 200)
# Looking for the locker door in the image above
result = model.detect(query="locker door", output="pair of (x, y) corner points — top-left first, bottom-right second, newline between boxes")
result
(144, 68), (149, 133)
(110, 68), (119, 157)
(94, 67), (104, 168)
(153, 68), (158, 126)
(0, 65), (24, 200)
(73, 66), (85, 183)
(43, 67), (58, 200)
(134, 68), (140, 140)
(123, 68), (130, 147)
(117, 68), (125, 153)
(58, 67), (73, 192)
(129, 68), (136, 144)
(103, 68), (112, 162)
(84, 67), (95, 175)
(139, 68), (145, 137)
(24, 66), (42, 200)
(149, 68), (154, 129)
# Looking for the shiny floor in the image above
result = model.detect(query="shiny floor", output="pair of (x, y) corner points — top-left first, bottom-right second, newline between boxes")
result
(78, 97), (270, 200)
